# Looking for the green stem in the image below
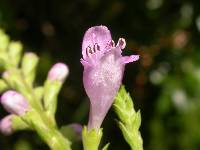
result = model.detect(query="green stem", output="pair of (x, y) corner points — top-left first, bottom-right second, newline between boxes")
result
(19, 70), (43, 111)
(24, 110), (71, 150)
(10, 67), (71, 149)
(37, 126), (71, 150)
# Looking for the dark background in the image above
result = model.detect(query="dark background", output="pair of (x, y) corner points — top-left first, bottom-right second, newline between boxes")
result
(0, 0), (200, 149)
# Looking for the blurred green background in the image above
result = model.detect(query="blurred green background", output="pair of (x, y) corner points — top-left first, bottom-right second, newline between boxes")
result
(0, 0), (200, 149)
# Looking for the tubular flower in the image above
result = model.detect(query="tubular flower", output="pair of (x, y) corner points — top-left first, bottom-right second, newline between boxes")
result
(81, 25), (139, 130)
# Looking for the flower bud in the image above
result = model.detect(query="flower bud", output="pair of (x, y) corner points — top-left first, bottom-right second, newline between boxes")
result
(60, 123), (82, 141)
(0, 79), (8, 92)
(69, 123), (82, 139)
(21, 52), (39, 85)
(47, 63), (69, 82)
(44, 63), (69, 117)
(0, 29), (9, 51)
(8, 41), (23, 67)
(1, 91), (30, 115)
(0, 115), (13, 135)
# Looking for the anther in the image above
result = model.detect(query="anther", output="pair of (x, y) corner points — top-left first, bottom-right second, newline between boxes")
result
(86, 46), (93, 56)
(110, 40), (115, 47)
(94, 43), (100, 52)
(117, 38), (126, 49)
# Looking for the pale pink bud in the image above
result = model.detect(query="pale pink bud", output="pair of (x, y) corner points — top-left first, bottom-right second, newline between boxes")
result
(47, 63), (69, 82)
(69, 123), (82, 136)
(1, 91), (30, 115)
(0, 115), (13, 135)
(81, 25), (139, 129)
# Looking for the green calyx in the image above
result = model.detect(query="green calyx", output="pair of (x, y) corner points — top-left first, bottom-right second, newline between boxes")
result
(82, 126), (103, 150)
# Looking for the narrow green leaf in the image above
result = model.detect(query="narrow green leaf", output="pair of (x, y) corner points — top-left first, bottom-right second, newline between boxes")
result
(113, 85), (143, 150)
(102, 143), (110, 150)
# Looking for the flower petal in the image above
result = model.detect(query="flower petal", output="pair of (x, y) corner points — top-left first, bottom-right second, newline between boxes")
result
(82, 25), (112, 59)
(121, 55), (140, 64)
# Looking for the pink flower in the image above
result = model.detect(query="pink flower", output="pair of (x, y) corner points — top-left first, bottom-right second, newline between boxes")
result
(47, 63), (69, 82)
(0, 115), (13, 135)
(1, 90), (30, 116)
(81, 25), (139, 130)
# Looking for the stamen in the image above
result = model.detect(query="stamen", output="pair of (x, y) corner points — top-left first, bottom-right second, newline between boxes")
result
(110, 40), (115, 47)
(94, 43), (100, 51)
(105, 40), (115, 50)
(117, 38), (126, 49)
(89, 48), (93, 54)
(86, 46), (93, 56)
